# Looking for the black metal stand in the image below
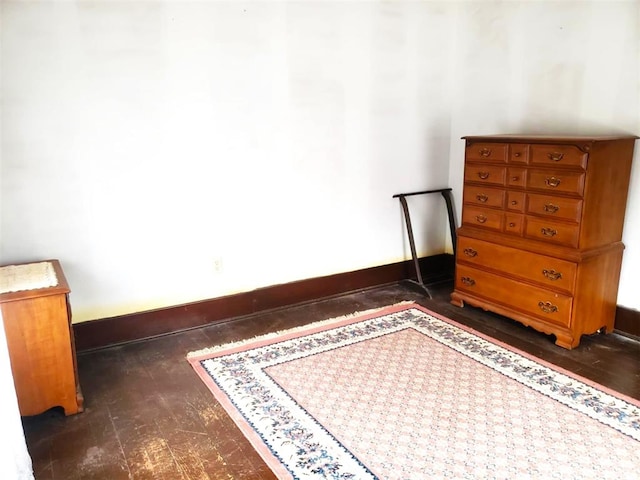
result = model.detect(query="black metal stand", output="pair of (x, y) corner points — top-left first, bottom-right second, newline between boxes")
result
(392, 188), (457, 298)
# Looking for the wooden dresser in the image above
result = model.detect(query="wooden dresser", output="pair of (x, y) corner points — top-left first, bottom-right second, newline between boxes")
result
(450, 135), (637, 349)
(0, 260), (83, 415)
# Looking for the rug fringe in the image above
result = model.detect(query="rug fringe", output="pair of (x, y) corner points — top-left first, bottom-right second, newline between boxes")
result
(186, 301), (416, 359)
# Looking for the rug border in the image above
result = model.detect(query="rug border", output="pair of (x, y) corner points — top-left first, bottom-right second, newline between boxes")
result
(190, 349), (294, 479)
(187, 302), (414, 479)
(186, 302), (415, 361)
(189, 302), (640, 408)
(187, 301), (640, 479)
(409, 304), (640, 408)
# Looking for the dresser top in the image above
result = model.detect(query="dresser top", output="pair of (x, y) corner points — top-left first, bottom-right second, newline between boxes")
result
(0, 259), (69, 303)
(463, 134), (639, 144)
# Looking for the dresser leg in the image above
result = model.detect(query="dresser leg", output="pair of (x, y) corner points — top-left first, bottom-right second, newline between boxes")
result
(60, 389), (84, 416)
(598, 324), (614, 334)
(76, 388), (85, 414)
(450, 292), (465, 308)
(554, 333), (580, 350)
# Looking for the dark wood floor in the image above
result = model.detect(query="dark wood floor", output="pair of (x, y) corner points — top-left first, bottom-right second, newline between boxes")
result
(22, 281), (640, 480)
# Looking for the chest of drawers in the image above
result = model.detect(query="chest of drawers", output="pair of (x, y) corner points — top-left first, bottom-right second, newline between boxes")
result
(0, 260), (83, 415)
(450, 135), (637, 348)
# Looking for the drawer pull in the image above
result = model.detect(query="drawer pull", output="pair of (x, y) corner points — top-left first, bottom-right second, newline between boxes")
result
(476, 194), (488, 203)
(538, 301), (558, 314)
(542, 269), (563, 281)
(511, 176), (519, 181)
(479, 148), (491, 157)
(478, 171), (490, 179)
(547, 152), (564, 162)
(461, 276), (476, 286)
(509, 222), (516, 227)
(514, 152), (521, 158)
(511, 200), (518, 206)
(541, 227), (557, 237)
(543, 203), (560, 213)
(545, 176), (561, 187)
(463, 248), (478, 257)
(475, 215), (488, 224)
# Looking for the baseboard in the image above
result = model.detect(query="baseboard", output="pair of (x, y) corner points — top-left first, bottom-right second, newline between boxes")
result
(614, 305), (640, 339)
(73, 254), (638, 352)
(73, 254), (455, 352)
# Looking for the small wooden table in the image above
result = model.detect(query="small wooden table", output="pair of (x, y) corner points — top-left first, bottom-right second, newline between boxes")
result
(0, 260), (83, 416)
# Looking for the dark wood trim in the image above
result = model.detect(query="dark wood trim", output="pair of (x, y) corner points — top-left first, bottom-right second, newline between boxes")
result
(614, 305), (640, 339)
(73, 254), (455, 352)
(73, 253), (638, 351)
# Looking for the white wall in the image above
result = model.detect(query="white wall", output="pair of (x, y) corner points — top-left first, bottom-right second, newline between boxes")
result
(446, 1), (640, 308)
(1, 1), (638, 322)
(1, 1), (454, 321)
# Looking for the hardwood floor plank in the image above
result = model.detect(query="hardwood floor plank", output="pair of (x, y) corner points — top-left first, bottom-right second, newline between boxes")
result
(22, 282), (640, 479)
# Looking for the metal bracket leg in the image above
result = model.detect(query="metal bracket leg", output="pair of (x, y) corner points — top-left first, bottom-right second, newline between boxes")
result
(393, 188), (457, 298)
(440, 188), (457, 256)
(398, 195), (432, 298)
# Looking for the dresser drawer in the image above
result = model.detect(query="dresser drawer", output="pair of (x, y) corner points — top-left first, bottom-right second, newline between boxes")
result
(456, 236), (577, 292)
(525, 217), (580, 247)
(465, 143), (507, 163)
(463, 186), (505, 208)
(526, 193), (583, 222)
(455, 264), (573, 327)
(507, 191), (526, 212)
(507, 167), (527, 188)
(527, 169), (585, 196)
(464, 165), (506, 186)
(462, 206), (503, 230)
(507, 191), (525, 212)
(530, 144), (588, 169)
(504, 214), (524, 235)
(508, 144), (529, 164)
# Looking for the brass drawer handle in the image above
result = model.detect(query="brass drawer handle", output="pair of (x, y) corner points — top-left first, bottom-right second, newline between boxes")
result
(541, 227), (557, 237)
(545, 177), (561, 187)
(542, 269), (563, 281)
(511, 200), (518, 206)
(543, 203), (559, 213)
(509, 222), (516, 227)
(513, 152), (521, 158)
(463, 248), (478, 257)
(542, 268), (562, 280)
(479, 148), (491, 157)
(478, 171), (490, 179)
(476, 194), (488, 203)
(538, 301), (558, 314)
(475, 215), (488, 224)
(461, 276), (476, 286)
(511, 176), (520, 181)
(548, 152), (564, 162)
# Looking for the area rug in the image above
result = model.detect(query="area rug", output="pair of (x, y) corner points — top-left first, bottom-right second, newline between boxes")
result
(187, 303), (640, 479)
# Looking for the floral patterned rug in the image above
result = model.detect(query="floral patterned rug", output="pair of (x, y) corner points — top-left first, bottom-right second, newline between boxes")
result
(187, 303), (640, 479)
